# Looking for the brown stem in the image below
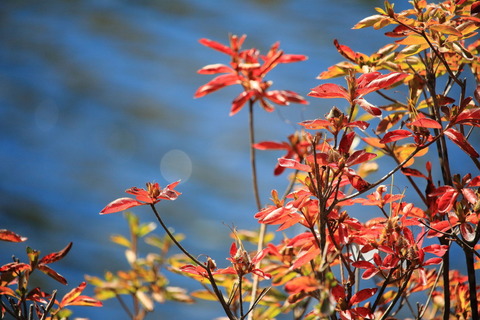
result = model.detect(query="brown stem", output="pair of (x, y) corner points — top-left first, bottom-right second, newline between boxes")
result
(464, 247), (479, 319)
(439, 237), (451, 320)
(380, 269), (414, 320)
(249, 99), (262, 211)
(149, 204), (237, 320)
(247, 98), (265, 320)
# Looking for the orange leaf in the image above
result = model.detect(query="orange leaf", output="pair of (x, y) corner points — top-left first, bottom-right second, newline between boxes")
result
(284, 276), (318, 294)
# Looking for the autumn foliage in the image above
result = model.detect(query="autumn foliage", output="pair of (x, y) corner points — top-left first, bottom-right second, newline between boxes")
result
(2, 0), (480, 319)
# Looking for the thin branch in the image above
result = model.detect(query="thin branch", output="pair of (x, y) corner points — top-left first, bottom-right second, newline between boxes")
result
(149, 204), (237, 320)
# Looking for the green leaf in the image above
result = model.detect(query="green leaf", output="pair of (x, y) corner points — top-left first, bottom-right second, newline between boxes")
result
(26, 247), (40, 268)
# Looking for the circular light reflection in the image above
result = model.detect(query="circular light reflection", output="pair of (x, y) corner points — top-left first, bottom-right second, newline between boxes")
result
(160, 149), (192, 183)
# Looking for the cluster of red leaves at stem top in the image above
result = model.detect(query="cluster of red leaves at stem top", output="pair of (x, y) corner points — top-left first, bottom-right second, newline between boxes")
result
(100, 181), (181, 214)
(194, 34), (308, 115)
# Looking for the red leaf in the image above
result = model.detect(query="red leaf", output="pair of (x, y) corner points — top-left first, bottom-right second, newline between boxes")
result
(409, 117), (442, 129)
(197, 63), (234, 75)
(347, 173), (371, 191)
(59, 282), (103, 308)
(39, 242), (73, 265)
(346, 150), (377, 167)
(292, 245), (320, 269)
(339, 132), (356, 154)
(437, 189), (458, 213)
(468, 175), (480, 187)
(444, 128), (479, 158)
(346, 121), (370, 130)
(253, 141), (289, 150)
(199, 38), (233, 55)
(354, 98), (382, 116)
(284, 276), (318, 294)
(0, 286), (16, 297)
(0, 262), (31, 273)
(308, 83), (349, 100)
(38, 264), (68, 285)
(455, 108), (480, 125)
(0, 229), (27, 242)
(278, 158), (311, 172)
(379, 129), (412, 144)
(423, 244), (448, 256)
(423, 257), (443, 266)
(60, 282), (87, 307)
(351, 261), (375, 269)
(460, 223), (475, 242)
(278, 54), (308, 63)
(299, 118), (332, 130)
(461, 188), (478, 205)
(401, 167), (427, 179)
(361, 267), (379, 279)
(100, 197), (144, 215)
(230, 90), (255, 116)
(334, 39), (356, 62)
(357, 72), (408, 97)
(350, 288), (377, 305)
(194, 74), (240, 98)
(67, 296), (103, 307)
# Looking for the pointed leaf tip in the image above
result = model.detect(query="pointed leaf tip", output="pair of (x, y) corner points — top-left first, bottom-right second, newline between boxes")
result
(100, 197), (144, 214)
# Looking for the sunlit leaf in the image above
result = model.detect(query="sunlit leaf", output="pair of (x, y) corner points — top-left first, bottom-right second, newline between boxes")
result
(409, 117), (442, 129)
(444, 128), (479, 158)
(352, 14), (387, 29)
(395, 34), (428, 45)
(191, 290), (218, 301)
(199, 38), (234, 55)
(429, 24), (462, 37)
(0, 229), (27, 242)
(308, 83), (349, 100)
(278, 158), (311, 172)
(110, 235), (131, 248)
(39, 242), (73, 265)
(350, 288), (377, 305)
(379, 129), (412, 144)
(38, 264), (68, 285)
(355, 98), (382, 116)
(100, 197), (144, 215)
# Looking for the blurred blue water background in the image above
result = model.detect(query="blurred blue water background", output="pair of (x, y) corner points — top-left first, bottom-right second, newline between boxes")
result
(0, 0), (450, 319)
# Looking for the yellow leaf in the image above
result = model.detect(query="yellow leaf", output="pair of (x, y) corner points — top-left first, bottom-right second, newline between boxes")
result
(110, 234), (131, 248)
(191, 289), (219, 301)
(429, 24), (462, 37)
(394, 144), (428, 167)
(396, 43), (429, 59)
(395, 34), (428, 45)
(352, 14), (386, 29)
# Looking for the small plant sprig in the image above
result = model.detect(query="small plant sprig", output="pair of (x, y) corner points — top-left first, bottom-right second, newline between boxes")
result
(86, 211), (194, 320)
(0, 229), (102, 320)
(99, 181), (273, 320)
